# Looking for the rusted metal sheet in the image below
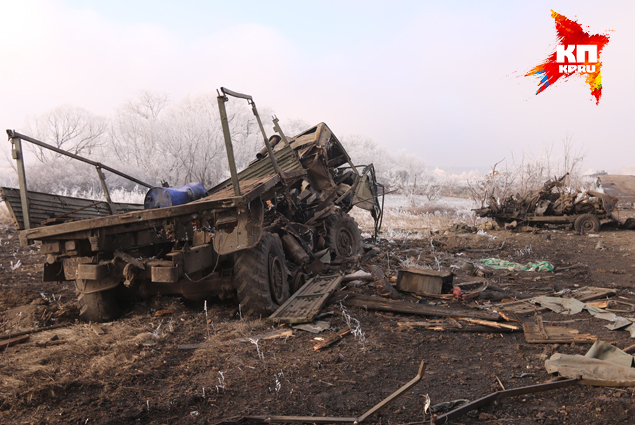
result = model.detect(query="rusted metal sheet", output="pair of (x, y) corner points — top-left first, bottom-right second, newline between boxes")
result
(494, 287), (615, 315)
(214, 199), (264, 255)
(77, 263), (111, 280)
(269, 274), (344, 324)
(182, 244), (215, 275)
(207, 144), (304, 195)
(151, 265), (182, 283)
(0, 187), (143, 230)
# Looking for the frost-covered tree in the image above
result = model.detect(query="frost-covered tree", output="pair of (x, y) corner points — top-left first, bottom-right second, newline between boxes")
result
(25, 105), (107, 162)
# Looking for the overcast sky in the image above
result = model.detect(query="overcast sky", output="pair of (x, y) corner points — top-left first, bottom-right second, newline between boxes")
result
(1, 0), (633, 174)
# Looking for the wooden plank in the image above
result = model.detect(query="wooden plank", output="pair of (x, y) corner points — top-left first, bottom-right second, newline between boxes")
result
(521, 316), (596, 344)
(314, 328), (351, 351)
(396, 268), (453, 295)
(0, 335), (29, 349)
(178, 328), (293, 350)
(342, 294), (501, 321)
(91, 324), (105, 336)
(398, 322), (517, 333)
(269, 275), (344, 324)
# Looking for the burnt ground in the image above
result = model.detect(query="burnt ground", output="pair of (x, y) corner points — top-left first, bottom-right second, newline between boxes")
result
(2, 213), (635, 425)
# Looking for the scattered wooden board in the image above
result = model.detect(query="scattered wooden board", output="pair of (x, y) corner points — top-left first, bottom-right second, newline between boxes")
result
(341, 294), (501, 321)
(314, 329), (351, 351)
(398, 322), (517, 333)
(269, 275), (343, 324)
(91, 324), (105, 336)
(178, 328), (292, 350)
(521, 316), (596, 344)
(1, 335), (29, 349)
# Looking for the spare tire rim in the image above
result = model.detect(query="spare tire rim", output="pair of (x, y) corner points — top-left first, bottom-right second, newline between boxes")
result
(268, 253), (285, 303)
(337, 228), (354, 257)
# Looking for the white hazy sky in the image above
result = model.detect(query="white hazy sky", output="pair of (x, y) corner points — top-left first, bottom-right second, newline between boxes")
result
(1, 0), (633, 173)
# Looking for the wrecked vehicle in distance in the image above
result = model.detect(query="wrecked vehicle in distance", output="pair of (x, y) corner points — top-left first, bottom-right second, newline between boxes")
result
(473, 175), (619, 233)
(2, 87), (383, 322)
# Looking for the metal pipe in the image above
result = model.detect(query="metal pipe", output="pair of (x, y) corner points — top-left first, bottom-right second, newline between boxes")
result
(5, 130), (153, 188)
(432, 378), (579, 424)
(10, 136), (31, 229)
(96, 166), (116, 214)
(216, 95), (241, 197)
(218, 88), (285, 185)
(272, 115), (290, 146)
(250, 101), (284, 179)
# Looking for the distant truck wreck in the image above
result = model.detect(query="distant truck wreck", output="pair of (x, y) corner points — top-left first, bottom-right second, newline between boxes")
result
(2, 88), (384, 322)
(473, 175), (620, 233)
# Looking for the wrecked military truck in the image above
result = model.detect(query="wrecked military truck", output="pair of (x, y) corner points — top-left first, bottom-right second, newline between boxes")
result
(473, 174), (618, 233)
(2, 88), (383, 322)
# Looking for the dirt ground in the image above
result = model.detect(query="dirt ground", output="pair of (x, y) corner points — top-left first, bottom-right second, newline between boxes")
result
(2, 211), (635, 425)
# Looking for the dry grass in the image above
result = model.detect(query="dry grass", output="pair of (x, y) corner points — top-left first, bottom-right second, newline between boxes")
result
(350, 201), (485, 240)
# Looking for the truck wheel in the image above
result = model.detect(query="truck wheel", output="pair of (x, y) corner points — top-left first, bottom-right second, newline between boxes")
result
(574, 214), (600, 233)
(324, 213), (363, 257)
(77, 286), (122, 322)
(234, 232), (290, 317)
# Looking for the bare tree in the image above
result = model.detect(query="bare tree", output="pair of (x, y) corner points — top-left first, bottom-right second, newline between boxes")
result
(560, 134), (587, 189)
(25, 105), (107, 162)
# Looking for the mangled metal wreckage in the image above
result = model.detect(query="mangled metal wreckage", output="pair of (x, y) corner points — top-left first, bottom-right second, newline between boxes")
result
(2, 88), (383, 322)
(473, 175), (619, 232)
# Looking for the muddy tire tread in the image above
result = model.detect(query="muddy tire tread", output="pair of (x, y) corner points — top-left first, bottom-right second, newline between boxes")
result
(77, 288), (121, 322)
(234, 232), (289, 317)
(324, 213), (363, 257)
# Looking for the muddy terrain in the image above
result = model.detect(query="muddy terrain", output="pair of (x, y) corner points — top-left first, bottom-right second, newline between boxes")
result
(2, 211), (635, 425)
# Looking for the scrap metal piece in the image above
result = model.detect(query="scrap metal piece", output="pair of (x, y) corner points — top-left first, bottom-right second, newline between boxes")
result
(292, 320), (331, 334)
(356, 360), (426, 423)
(431, 378), (579, 424)
(546, 343), (635, 385)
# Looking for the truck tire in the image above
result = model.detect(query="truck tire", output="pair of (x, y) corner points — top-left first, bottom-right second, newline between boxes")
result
(324, 213), (363, 257)
(234, 232), (290, 317)
(77, 286), (122, 322)
(574, 214), (600, 233)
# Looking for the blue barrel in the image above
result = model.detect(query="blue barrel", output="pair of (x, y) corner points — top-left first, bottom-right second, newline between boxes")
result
(144, 182), (207, 209)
